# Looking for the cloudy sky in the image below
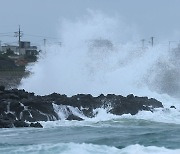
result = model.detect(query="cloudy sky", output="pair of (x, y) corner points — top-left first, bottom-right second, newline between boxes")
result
(0, 0), (180, 46)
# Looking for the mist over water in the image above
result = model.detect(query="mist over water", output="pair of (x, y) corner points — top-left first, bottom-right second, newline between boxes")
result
(20, 11), (180, 105)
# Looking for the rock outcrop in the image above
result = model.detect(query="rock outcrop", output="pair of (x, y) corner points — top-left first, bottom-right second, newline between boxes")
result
(0, 85), (164, 128)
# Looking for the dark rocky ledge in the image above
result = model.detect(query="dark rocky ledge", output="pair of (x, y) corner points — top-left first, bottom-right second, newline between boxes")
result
(0, 85), (164, 128)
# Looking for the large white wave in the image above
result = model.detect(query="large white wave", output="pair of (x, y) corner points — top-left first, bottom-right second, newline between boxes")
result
(19, 11), (180, 108)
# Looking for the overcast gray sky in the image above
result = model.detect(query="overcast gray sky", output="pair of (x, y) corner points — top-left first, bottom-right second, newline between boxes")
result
(0, 0), (180, 46)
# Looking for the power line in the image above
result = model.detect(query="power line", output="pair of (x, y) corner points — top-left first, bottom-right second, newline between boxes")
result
(150, 37), (155, 47)
(0, 32), (14, 34)
(0, 31), (59, 40)
(0, 35), (14, 37)
(24, 33), (59, 40)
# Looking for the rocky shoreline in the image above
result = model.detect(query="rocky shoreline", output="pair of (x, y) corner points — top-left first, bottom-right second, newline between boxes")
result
(0, 85), (165, 128)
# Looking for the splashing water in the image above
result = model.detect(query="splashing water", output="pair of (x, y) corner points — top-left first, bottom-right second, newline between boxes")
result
(19, 11), (180, 108)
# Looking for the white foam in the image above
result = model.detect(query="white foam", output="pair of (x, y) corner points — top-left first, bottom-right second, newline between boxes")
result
(40, 107), (180, 129)
(120, 108), (180, 124)
(120, 144), (180, 154)
(91, 106), (180, 125)
(53, 104), (86, 120)
(1, 143), (179, 154)
(40, 107), (118, 128)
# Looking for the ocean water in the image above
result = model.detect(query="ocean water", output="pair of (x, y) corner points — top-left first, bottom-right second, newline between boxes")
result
(1, 115), (180, 154)
(5, 11), (179, 153)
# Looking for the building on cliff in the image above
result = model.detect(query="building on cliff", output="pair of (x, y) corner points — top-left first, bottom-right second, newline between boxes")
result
(1, 41), (38, 56)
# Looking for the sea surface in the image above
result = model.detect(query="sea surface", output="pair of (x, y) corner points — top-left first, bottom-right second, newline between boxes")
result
(1, 109), (180, 154)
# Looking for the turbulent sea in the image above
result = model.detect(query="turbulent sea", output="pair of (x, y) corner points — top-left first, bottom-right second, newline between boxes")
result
(2, 11), (180, 153)
(1, 114), (180, 154)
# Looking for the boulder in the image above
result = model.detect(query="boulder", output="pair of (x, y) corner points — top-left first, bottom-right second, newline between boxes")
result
(30, 122), (43, 128)
(170, 106), (176, 109)
(0, 85), (5, 91)
(0, 119), (14, 128)
(66, 114), (84, 121)
(13, 120), (29, 127)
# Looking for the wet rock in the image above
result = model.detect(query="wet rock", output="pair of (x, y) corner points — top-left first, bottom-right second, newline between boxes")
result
(170, 106), (176, 109)
(13, 120), (29, 127)
(66, 114), (84, 121)
(0, 101), (7, 113)
(30, 122), (43, 128)
(127, 94), (134, 99)
(0, 119), (14, 128)
(0, 88), (164, 128)
(5, 113), (16, 121)
(109, 95), (163, 115)
(0, 85), (5, 91)
(21, 99), (58, 121)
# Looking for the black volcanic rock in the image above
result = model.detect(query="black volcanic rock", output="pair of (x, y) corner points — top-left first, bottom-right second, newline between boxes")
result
(0, 118), (14, 128)
(170, 105), (176, 109)
(30, 122), (43, 128)
(0, 116), (43, 128)
(0, 85), (5, 91)
(66, 114), (84, 121)
(0, 86), (165, 128)
(13, 120), (29, 127)
(109, 95), (163, 115)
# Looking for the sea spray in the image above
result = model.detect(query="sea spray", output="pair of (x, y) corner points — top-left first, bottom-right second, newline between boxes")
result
(20, 11), (180, 107)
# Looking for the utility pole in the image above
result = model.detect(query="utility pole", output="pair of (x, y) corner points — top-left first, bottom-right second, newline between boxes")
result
(151, 37), (154, 47)
(0, 40), (2, 52)
(141, 39), (145, 49)
(43, 39), (46, 47)
(169, 41), (171, 51)
(14, 25), (23, 50)
(18, 25), (21, 48)
(43, 39), (47, 53)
